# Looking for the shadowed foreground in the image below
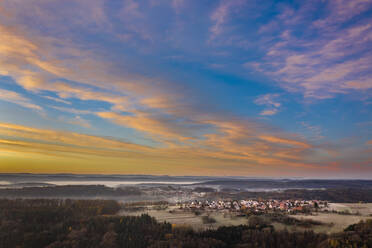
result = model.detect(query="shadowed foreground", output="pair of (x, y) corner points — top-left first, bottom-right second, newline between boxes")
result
(1, 199), (372, 248)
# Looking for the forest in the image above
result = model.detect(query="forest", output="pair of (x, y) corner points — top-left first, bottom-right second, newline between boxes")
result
(1, 185), (372, 203)
(0, 199), (371, 248)
(0, 185), (143, 198)
(216, 188), (372, 203)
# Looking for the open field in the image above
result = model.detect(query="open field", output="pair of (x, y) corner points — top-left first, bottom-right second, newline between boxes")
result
(119, 206), (248, 230)
(119, 203), (372, 233)
(4, 198), (372, 248)
(292, 204), (372, 234)
(325, 203), (372, 215)
(292, 212), (372, 233)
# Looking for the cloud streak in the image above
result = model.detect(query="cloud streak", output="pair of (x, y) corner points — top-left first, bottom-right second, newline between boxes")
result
(209, 0), (246, 40)
(252, 0), (372, 99)
(0, 89), (42, 111)
(254, 94), (281, 116)
(0, 0), (370, 176)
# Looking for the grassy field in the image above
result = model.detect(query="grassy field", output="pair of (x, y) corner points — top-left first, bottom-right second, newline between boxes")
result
(326, 203), (372, 215)
(119, 206), (248, 230)
(291, 212), (372, 233)
(119, 203), (372, 233)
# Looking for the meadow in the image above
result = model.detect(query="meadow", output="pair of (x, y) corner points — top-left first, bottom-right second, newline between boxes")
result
(119, 203), (372, 233)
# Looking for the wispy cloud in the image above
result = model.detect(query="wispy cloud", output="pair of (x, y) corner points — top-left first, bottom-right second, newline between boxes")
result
(171, 0), (184, 13)
(259, 109), (278, 116)
(300, 122), (324, 141)
(60, 115), (92, 129)
(252, 0), (372, 99)
(209, 0), (246, 40)
(0, 88), (42, 111)
(0, 121), (329, 175)
(42, 95), (71, 105)
(254, 94), (281, 116)
(51, 106), (94, 115)
(0, 0), (370, 176)
(0, 122), (151, 153)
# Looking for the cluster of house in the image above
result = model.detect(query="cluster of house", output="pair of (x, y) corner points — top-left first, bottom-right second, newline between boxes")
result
(179, 199), (327, 213)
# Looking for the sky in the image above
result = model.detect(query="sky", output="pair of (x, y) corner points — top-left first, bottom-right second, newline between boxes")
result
(0, 0), (371, 178)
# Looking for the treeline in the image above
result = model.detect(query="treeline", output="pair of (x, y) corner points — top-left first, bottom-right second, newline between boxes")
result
(217, 188), (372, 203)
(2, 186), (372, 203)
(259, 213), (325, 228)
(0, 185), (142, 198)
(0, 199), (372, 248)
(200, 179), (372, 189)
(329, 221), (372, 247)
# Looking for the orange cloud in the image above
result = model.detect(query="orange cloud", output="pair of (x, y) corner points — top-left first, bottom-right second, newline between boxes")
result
(0, 5), (364, 176)
(260, 109), (278, 116)
(97, 111), (200, 142)
(0, 22), (329, 175)
(258, 135), (312, 149)
(0, 89), (42, 111)
(0, 120), (349, 175)
(0, 122), (151, 153)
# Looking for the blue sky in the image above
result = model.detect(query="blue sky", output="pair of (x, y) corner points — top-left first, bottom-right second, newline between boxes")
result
(0, 0), (371, 177)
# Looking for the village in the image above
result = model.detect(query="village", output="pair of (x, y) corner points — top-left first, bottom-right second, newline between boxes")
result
(179, 199), (328, 213)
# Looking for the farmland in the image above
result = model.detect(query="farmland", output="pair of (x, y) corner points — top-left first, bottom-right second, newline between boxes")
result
(119, 203), (372, 233)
